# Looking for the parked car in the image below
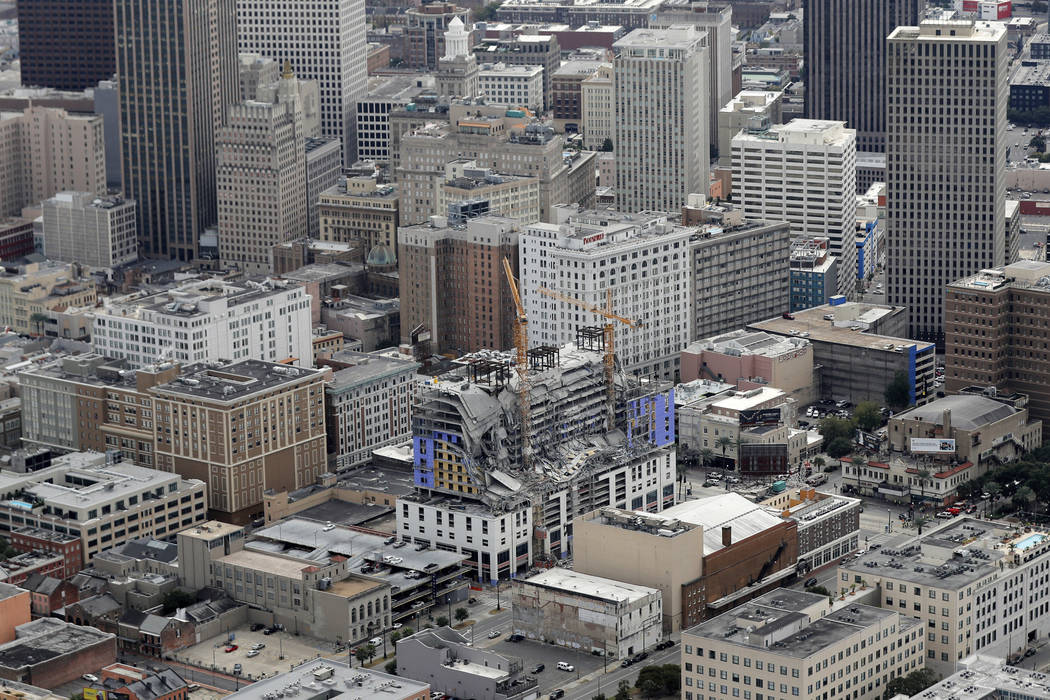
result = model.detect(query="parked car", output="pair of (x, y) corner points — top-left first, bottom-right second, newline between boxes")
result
(250, 623), (265, 632)
(246, 650), (260, 658)
(550, 690), (565, 700)
(369, 637), (383, 647)
(508, 634), (525, 642)
(621, 658), (633, 668)
(488, 630), (501, 639)
(251, 643), (265, 650)
(532, 664), (545, 673)
(224, 645), (238, 652)
(431, 693), (445, 700)
(804, 577), (818, 588)
(82, 675), (99, 683)
(187, 685), (200, 692)
(557, 662), (574, 672)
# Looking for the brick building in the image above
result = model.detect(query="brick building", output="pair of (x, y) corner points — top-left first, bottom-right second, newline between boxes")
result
(21, 575), (79, 618)
(94, 664), (189, 700)
(0, 220), (35, 263)
(0, 618), (116, 688)
(0, 553), (65, 587)
(9, 527), (83, 580)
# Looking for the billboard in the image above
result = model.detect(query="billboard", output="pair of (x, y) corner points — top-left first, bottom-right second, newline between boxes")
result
(739, 408), (781, 427)
(910, 438), (956, 453)
(855, 429), (881, 451)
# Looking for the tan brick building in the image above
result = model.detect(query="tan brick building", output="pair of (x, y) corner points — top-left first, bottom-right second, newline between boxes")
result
(318, 176), (399, 262)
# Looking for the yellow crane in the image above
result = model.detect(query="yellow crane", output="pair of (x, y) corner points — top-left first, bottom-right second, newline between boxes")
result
(536, 287), (639, 426)
(502, 257), (532, 470)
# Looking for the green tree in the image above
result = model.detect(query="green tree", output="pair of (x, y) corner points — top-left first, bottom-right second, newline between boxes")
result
(700, 448), (714, 469)
(884, 371), (911, 409)
(355, 646), (371, 664)
(884, 668), (940, 699)
(986, 481), (1002, 501)
(601, 137), (614, 152)
(716, 435), (734, 463)
(853, 401), (882, 432)
(400, 627), (413, 637)
(592, 695), (608, 700)
(384, 660), (398, 675)
(436, 616), (450, 627)
(806, 585), (831, 596)
(915, 467), (932, 504)
(819, 416), (854, 447)
(615, 680), (632, 700)
(29, 312), (49, 337)
(474, 1), (502, 21)
(813, 457), (826, 471)
(454, 607), (469, 623)
(161, 589), (196, 614)
(635, 665), (681, 698)
(390, 631), (401, 645)
(365, 643), (377, 662)
(1014, 485), (1037, 513)
(1032, 134), (1047, 153)
(826, 437), (853, 462)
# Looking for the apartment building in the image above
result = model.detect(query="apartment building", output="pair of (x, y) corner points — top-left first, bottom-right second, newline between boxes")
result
(91, 278), (313, 368)
(473, 34), (559, 110)
(477, 63), (544, 111)
(318, 177), (399, 261)
(839, 517), (1050, 675)
(614, 27), (708, 214)
(356, 76), (436, 163)
(398, 216), (519, 355)
(681, 589), (925, 700)
(945, 261), (1050, 424)
(0, 107), (106, 217)
(789, 238), (838, 312)
(887, 20), (1009, 345)
(436, 161), (541, 225)
(0, 451), (206, 566)
(0, 262), (97, 335)
(151, 361), (328, 522)
(520, 208), (695, 380)
(324, 351), (418, 470)
(580, 64), (613, 150)
(42, 193), (137, 270)
(733, 119), (858, 298)
(718, 91), (784, 168)
(217, 67), (308, 275)
(551, 60), (607, 130)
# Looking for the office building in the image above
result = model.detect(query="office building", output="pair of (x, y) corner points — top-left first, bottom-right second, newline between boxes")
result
(397, 628), (526, 700)
(0, 107), (107, 217)
(717, 90), (783, 168)
(16, 0), (116, 92)
(225, 660), (429, 700)
(42, 193), (137, 270)
(551, 60), (607, 131)
(1009, 60), (1050, 112)
(217, 66), (308, 275)
(477, 63), (544, 111)
(495, 0), (660, 29)
(580, 64), (613, 150)
(887, 20), (1009, 345)
(520, 208), (695, 380)
(733, 119), (858, 298)
(236, 0), (367, 163)
(614, 27), (708, 214)
(839, 517), (1050, 674)
(237, 53), (279, 101)
(473, 34), (559, 110)
(0, 451), (206, 566)
(946, 261), (1050, 424)
(357, 76), (436, 162)
(436, 18), (480, 100)
(398, 216), (518, 354)
(804, 0), (923, 152)
(91, 278), (313, 368)
(761, 488), (862, 575)
(324, 352), (419, 470)
(405, 4), (472, 71)
(919, 655), (1050, 699)
(750, 302), (937, 406)
(318, 177), (399, 262)
(115, 0), (238, 261)
(682, 590), (925, 700)
(437, 160), (541, 225)
(0, 262), (96, 335)
(680, 330), (814, 402)
(511, 569), (662, 659)
(789, 238), (838, 311)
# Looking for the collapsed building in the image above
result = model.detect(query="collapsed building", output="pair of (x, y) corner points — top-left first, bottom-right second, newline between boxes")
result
(400, 341), (677, 582)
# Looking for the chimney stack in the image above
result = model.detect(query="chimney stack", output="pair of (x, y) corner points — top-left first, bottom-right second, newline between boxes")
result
(722, 526), (732, 547)
(943, 409), (952, 436)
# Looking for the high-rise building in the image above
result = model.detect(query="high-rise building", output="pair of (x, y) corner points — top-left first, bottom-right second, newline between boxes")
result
(887, 20), (1008, 345)
(217, 65), (308, 275)
(580, 64), (614, 150)
(318, 176), (399, 261)
(405, 3), (472, 71)
(717, 91), (783, 168)
(0, 107), (107, 217)
(304, 137), (343, 238)
(435, 17), (479, 99)
(614, 27), (708, 214)
(16, 0), (116, 91)
(473, 34), (560, 111)
(398, 216), (519, 354)
(42, 193), (138, 270)
(115, 0), (239, 262)
(236, 0), (367, 163)
(804, 0), (923, 153)
(732, 119), (858, 298)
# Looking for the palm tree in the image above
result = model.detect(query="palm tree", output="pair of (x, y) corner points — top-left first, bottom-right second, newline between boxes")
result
(716, 435), (733, 463)
(29, 312), (49, 337)
(915, 467), (932, 505)
(700, 448), (714, 469)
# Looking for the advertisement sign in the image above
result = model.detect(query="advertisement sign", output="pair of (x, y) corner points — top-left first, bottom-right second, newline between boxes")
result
(855, 429), (881, 451)
(739, 408), (781, 427)
(910, 438), (956, 453)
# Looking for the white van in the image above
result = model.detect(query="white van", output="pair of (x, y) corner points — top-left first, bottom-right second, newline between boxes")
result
(369, 637), (383, 647)
(557, 662), (575, 672)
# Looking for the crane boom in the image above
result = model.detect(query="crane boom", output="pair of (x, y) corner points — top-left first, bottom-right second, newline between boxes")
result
(502, 257), (532, 470)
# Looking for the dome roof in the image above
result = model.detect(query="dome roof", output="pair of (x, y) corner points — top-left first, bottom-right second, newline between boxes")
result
(366, 244), (397, 267)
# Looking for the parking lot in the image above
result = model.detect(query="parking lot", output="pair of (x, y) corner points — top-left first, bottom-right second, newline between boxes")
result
(169, 625), (345, 682)
(480, 637), (608, 696)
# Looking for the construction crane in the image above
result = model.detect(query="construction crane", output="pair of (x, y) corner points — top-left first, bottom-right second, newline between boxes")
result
(502, 257), (532, 471)
(537, 287), (639, 427)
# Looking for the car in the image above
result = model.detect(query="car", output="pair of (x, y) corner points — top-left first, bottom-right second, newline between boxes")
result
(488, 630), (501, 639)
(262, 627), (275, 635)
(392, 623), (403, 629)
(369, 637), (383, 647)
(550, 690), (566, 700)
(252, 643), (265, 650)
(250, 623), (265, 632)
(1026, 647), (1038, 658)
(225, 645), (238, 652)
(508, 634), (525, 642)
(469, 597), (478, 604)
(804, 577), (819, 588)
(936, 511), (954, 519)
(246, 650), (260, 658)
(664, 640), (676, 648)
(703, 480), (718, 488)
(726, 476), (741, 484)
(632, 652), (648, 663)
(966, 505), (978, 514)
(557, 662), (574, 672)
(431, 694), (445, 700)
(82, 675), (99, 683)
(621, 658), (633, 668)
(981, 492), (991, 500)
(233, 664), (243, 674)
(532, 664), (545, 673)
(188, 685), (200, 692)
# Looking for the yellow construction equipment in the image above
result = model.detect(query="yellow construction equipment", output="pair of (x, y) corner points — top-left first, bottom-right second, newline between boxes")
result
(502, 257), (532, 470)
(536, 287), (639, 426)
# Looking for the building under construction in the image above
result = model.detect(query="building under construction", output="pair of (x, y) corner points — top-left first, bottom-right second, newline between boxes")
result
(400, 340), (677, 581)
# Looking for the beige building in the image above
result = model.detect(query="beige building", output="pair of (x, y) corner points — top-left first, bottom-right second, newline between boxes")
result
(681, 589), (925, 700)
(580, 63), (613, 150)
(0, 261), (97, 335)
(437, 160), (541, 224)
(694, 387), (798, 464)
(217, 67), (308, 275)
(0, 106), (107, 217)
(318, 176), (399, 263)
(717, 90), (783, 167)
(151, 360), (329, 523)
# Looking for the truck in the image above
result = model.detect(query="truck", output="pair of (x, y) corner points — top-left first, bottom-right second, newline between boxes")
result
(770, 480), (787, 494)
(805, 473), (828, 487)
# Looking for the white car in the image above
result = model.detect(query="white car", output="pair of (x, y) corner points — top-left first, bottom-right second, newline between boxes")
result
(82, 675), (99, 683)
(369, 637), (383, 647)
(557, 662), (575, 672)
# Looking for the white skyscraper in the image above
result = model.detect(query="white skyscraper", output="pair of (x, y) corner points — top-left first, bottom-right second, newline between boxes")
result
(236, 0), (366, 164)
(42, 192), (138, 269)
(614, 26), (708, 215)
(217, 65), (308, 275)
(732, 119), (858, 299)
(887, 20), (1009, 345)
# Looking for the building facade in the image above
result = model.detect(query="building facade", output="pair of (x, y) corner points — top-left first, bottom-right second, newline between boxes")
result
(717, 90), (784, 168)
(318, 177), (399, 261)
(789, 238), (838, 311)
(476, 63), (544, 111)
(42, 193), (137, 269)
(887, 20), (1009, 345)
(580, 64), (613, 150)
(16, 0), (116, 91)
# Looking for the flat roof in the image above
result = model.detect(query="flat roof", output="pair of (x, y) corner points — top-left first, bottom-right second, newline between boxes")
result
(327, 352), (419, 391)
(892, 394), (1019, 430)
(217, 550), (314, 579)
(521, 568), (659, 603)
(328, 577), (386, 599)
(222, 659), (428, 700)
(152, 360), (324, 402)
(749, 303), (933, 352)
(922, 655), (1050, 700)
(711, 387), (787, 412)
(685, 329), (809, 360)
(0, 619), (113, 671)
(651, 493), (785, 556)
(177, 521), (243, 540)
(0, 458), (186, 511)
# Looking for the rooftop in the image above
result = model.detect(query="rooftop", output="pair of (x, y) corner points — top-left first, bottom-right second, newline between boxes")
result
(890, 19), (1007, 42)
(151, 360), (324, 402)
(327, 352), (419, 392)
(222, 659), (428, 700)
(733, 118), (853, 147)
(650, 493), (786, 556)
(0, 619), (114, 671)
(217, 550), (315, 580)
(0, 581), (26, 602)
(711, 387), (787, 412)
(749, 303), (932, 353)
(520, 568), (659, 603)
(684, 330), (809, 360)
(949, 261), (1050, 293)
(892, 394), (1020, 430)
(920, 655), (1050, 700)
(1013, 60), (1050, 87)
(363, 75), (436, 101)
(614, 26), (701, 50)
